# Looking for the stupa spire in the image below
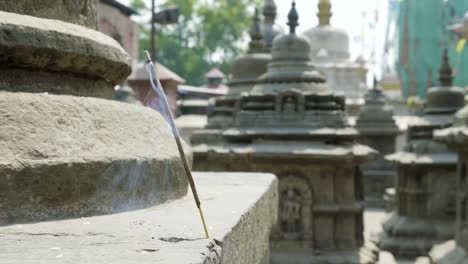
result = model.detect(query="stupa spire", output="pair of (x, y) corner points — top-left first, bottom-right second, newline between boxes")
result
(318, 0), (332, 26)
(439, 48), (453, 86)
(373, 76), (379, 90)
(287, 1), (299, 34)
(263, 0), (277, 23)
(248, 8), (265, 53)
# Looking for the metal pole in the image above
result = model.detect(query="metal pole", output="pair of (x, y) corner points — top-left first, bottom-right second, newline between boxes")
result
(150, 0), (156, 59)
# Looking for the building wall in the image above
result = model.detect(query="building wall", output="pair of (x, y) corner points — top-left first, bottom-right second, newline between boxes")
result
(98, 2), (138, 67)
(128, 79), (178, 115)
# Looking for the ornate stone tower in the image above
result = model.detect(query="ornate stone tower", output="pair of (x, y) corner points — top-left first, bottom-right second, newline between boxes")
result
(355, 80), (399, 207)
(193, 2), (376, 263)
(431, 91), (468, 264)
(205, 9), (272, 130)
(427, 14), (468, 264)
(261, 0), (284, 52)
(374, 49), (465, 260)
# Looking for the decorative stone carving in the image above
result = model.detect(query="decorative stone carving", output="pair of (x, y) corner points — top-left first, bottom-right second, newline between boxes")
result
(277, 176), (312, 240)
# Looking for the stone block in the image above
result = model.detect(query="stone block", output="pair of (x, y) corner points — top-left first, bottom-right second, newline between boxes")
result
(0, 11), (131, 98)
(0, 0), (99, 28)
(0, 172), (278, 264)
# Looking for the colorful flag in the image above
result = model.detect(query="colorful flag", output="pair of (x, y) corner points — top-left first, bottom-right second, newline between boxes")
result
(457, 38), (466, 54)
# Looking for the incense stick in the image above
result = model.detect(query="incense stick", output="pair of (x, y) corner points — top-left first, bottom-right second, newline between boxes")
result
(144, 50), (210, 239)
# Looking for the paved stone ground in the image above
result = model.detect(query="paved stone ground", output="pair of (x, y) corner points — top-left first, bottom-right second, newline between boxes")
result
(363, 208), (431, 264)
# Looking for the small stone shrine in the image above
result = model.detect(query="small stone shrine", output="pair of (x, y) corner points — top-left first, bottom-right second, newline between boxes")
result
(261, 0), (284, 52)
(0, 2), (278, 263)
(205, 8), (272, 130)
(355, 80), (399, 207)
(427, 15), (468, 264)
(301, 0), (367, 115)
(430, 92), (468, 264)
(192, 2), (377, 263)
(374, 49), (464, 260)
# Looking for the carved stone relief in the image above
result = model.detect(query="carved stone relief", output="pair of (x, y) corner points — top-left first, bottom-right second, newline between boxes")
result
(278, 175), (312, 240)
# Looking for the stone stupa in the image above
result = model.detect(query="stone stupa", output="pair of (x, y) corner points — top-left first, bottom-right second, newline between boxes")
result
(301, 0), (367, 115)
(261, 0), (284, 52)
(427, 15), (468, 264)
(355, 79), (399, 207)
(192, 2), (377, 263)
(204, 8), (272, 130)
(374, 49), (465, 260)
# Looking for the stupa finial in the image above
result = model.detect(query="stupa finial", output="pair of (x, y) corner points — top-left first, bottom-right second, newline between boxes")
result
(318, 0), (332, 26)
(263, 0), (277, 23)
(439, 48), (453, 86)
(248, 8), (265, 53)
(373, 76), (379, 90)
(287, 1), (299, 34)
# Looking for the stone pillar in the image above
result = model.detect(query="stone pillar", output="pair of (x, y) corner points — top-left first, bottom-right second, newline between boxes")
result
(0, 3), (189, 225)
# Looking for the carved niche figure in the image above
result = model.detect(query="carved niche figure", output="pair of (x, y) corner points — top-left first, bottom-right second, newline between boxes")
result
(276, 89), (305, 115)
(280, 188), (302, 233)
(282, 96), (298, 113)
(277, 175), (313, 240)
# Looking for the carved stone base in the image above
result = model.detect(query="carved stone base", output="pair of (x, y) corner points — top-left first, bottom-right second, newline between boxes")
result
(428, 240), (468, 264)
(374, 213), (454, 260)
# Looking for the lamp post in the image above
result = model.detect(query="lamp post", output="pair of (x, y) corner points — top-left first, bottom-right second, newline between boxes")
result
(150, 0), (180, 60)
(150, 0), (155, 59)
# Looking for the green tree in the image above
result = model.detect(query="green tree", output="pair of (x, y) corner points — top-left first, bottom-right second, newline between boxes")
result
(131, 0), (261, 85)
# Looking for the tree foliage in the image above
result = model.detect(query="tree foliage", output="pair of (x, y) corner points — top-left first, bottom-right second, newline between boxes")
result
(131, 0), (261, 85)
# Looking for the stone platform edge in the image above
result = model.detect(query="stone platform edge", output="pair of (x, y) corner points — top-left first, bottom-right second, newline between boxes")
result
(0, 172), (278, 264)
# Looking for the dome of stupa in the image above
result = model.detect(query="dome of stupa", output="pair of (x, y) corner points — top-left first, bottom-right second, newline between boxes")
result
(424, 48), (464, 114)
(252, 1), (327, 94)
(228, 8), (272, 95)
(301, 0), (350, 63)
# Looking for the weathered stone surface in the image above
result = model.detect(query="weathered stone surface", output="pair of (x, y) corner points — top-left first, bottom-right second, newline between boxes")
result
(0, 10), (131, 98)
(0, 0), (98, 29)
(0, 92), (188, 225)
(0, 172), (278, 264)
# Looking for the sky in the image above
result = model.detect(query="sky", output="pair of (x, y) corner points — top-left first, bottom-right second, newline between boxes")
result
(118, 0), (391, 80)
